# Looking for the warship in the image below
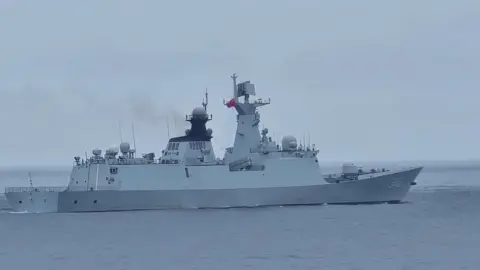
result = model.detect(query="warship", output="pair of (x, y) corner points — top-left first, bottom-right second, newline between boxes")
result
(4, 74), (422, 213)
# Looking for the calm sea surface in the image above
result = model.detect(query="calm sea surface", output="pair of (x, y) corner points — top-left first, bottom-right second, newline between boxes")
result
(1, 162), (479, 270)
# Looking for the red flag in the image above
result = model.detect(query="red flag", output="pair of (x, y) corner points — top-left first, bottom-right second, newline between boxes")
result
(226, 98), (236, 108)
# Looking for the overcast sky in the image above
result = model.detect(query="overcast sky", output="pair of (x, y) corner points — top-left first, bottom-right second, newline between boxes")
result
(0, 0), (479, 166)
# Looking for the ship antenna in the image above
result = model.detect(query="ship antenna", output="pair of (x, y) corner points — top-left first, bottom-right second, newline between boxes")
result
(308, 132), (311, 149)
(131, 123), (137, 157)
(231, 73), (238, 101)
(202, 88), (209, 113)
(118, 121), (123, 142)
(28, 172), (33, 189)
(166, 116), (170, 138)
(28, 172), (33, 200)
(303, 132), (306, 150)
(174, 116), (177, 136)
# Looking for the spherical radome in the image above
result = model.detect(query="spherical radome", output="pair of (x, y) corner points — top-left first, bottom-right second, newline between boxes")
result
(192, 107), (207, 117)
(281, 135), (297, 150)
(120, 142), (130, 153)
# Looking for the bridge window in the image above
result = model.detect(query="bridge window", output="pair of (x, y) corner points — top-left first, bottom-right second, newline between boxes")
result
(189, 141), (207, 150)
(110, 167), (118, 174)
(168, 142), (180, 150)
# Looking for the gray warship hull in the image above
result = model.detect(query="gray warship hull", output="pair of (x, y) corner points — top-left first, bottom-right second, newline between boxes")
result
(4, 167), (421, 213)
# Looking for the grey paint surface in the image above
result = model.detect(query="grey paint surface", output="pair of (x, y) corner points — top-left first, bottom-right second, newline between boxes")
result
(5, 167), (421, 213)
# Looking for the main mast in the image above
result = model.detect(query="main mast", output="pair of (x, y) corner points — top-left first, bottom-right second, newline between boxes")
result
(224, 73), (271, 161)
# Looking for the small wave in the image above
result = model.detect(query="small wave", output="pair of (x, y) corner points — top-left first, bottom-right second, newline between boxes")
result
(8, 210), (30, 214)
(416, 185), (480, 192)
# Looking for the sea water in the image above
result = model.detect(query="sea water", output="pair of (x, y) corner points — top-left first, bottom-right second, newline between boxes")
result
(0, 163), (479, 270)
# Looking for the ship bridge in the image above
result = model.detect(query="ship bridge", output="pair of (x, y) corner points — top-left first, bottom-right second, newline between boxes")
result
(160, 93), (218, 165)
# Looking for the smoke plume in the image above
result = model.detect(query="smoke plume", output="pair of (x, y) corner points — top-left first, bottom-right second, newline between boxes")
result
(128, 94), (188, 136)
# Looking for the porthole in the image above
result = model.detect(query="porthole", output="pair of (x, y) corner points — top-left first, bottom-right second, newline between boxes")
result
(18, 200), (22, 204)
(73, 200), (78, 204)
(94, 200), (97, 204)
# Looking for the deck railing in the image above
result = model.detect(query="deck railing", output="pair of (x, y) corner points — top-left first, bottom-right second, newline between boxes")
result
(4, 186), (67, 193)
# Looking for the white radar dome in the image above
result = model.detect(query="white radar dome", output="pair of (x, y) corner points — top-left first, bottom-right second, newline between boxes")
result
(192, 107), (207, 117)
(281, 135), (297, 150)
(120, 142), (130, 153)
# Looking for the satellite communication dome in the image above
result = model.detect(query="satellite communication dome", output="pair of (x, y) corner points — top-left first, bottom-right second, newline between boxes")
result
(281, 135), (297, 150)
(92, 148), (102, 156)
(192, 107), (207, 118)
(120, 142), (130, 153)
(207, 128), (213, 136)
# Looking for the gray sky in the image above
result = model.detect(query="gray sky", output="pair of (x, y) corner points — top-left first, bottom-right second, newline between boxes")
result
(0, 0), (479, 166)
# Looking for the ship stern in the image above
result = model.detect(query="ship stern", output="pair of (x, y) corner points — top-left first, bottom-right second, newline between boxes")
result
(4, 187), (64, 213)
